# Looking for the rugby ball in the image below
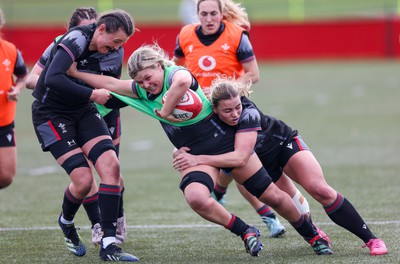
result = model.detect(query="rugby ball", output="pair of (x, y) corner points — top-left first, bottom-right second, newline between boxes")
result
(162, 89), (202, 120)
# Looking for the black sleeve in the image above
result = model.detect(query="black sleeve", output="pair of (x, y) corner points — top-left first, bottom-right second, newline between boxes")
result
(45, 48), (93, 100)
(236, 32), (256, 62)
(14, 50), (28, 77)
(104, 96), (128, 109)
(173, 34), (185, 58)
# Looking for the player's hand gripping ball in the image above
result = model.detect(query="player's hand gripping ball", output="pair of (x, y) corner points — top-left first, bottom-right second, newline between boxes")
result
(162, 89), (202, 120)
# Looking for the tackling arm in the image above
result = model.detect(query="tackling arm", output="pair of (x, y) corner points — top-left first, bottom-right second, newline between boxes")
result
(68, 63), (137, 98)
(173, 131), (257, 170)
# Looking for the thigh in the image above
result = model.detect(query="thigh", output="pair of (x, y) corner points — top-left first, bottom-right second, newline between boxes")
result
(77, 106), (111, 147)
(283, 150), (326, 190)
(275, 173), (298, 197)
(0, 146), (16, 175)
(260, 135), (310, 183)
(217, 170), (234, 186)
(256, 137), (284, 183)
(230, 153), (264, 184)
(103, 109), (122, 155)
(32, 103), (78, 152)
(280, 135), (310, 168)
(103, 109), (121, 141)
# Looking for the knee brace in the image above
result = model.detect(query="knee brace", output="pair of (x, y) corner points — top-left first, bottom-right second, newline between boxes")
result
(88, 139), (116, 165)
(242, 167), (272, 198)
(61, 152), (90, 175)
(179, 171), (214, 193)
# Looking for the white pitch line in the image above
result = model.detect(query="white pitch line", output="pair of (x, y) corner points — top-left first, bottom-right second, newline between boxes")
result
(1, 220), (399, 232)
(0, 224), (216, 231)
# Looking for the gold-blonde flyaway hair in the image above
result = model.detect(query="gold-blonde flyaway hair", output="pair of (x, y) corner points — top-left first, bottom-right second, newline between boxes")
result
(210, 75), (252, 108)
(127, 43), (175, 79)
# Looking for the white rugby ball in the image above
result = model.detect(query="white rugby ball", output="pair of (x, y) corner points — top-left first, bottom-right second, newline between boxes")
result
(162, 89), (202, 120)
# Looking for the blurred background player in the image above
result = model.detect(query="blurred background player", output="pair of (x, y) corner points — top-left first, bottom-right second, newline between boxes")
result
(26, 7), (128, 246)
(179, 0), (199, 25)
(172, 0), (286, 238)
(0, 7), (28, 189)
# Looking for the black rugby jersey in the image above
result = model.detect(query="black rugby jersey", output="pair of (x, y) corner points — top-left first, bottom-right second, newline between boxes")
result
(33, 23), (123, 110)
(240, 96), (295, 149)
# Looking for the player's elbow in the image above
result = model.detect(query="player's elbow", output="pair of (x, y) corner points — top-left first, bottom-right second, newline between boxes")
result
(175, 75), (192, 89)
(235, 153), (251, 168)
(251, 75), (259, 84)
(26, 75), (38, 90)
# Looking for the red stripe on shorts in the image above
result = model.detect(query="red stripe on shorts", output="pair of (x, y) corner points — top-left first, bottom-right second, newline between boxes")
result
(47, 120), (61, 140)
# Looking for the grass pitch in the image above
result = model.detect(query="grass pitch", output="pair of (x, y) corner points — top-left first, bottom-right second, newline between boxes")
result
(0, 60), (399, 263)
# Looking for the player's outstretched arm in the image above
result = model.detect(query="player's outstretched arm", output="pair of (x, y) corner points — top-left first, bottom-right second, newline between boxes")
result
(68, 63), (137, 98)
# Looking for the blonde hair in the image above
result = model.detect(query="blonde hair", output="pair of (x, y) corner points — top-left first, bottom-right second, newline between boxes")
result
(210, 76), (252, 108)
(196, 0), (250, 30)
(127, 43), (174, 79)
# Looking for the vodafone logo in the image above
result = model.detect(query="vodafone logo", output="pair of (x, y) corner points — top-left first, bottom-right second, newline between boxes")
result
(198, 56), (216, 71)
